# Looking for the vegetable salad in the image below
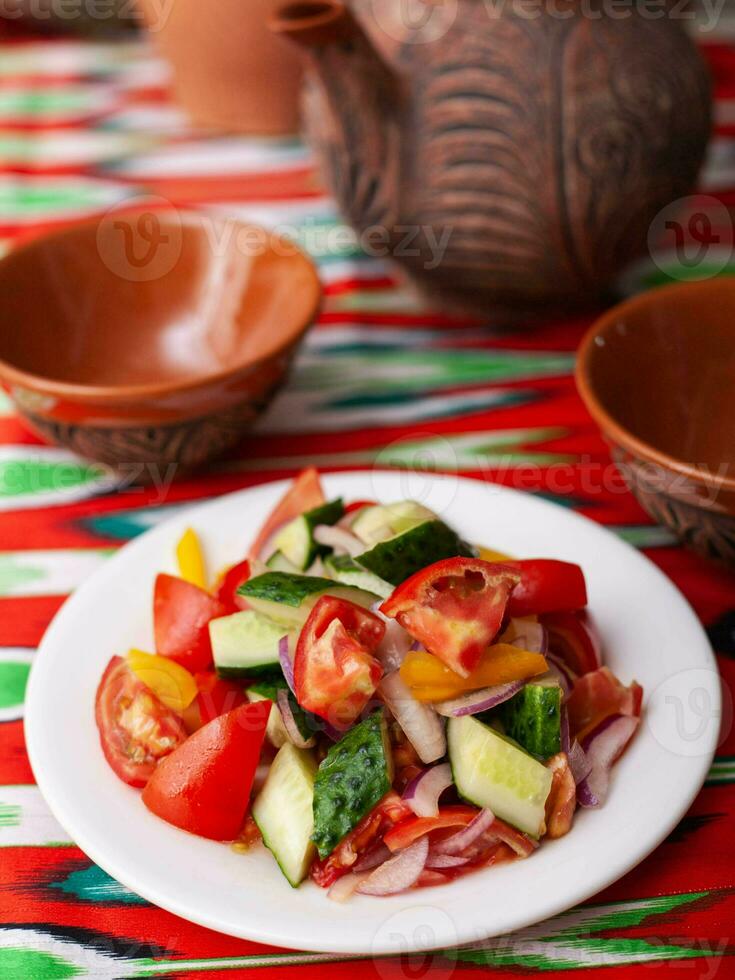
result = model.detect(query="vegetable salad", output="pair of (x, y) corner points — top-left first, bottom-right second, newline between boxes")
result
(95, 469), (643, 898)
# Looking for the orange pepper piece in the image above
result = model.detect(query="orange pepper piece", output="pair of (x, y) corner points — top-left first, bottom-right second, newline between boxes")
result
(400, 643), (548, 703)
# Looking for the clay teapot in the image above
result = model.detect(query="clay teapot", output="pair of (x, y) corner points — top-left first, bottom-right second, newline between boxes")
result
(272, 0), (711, 313)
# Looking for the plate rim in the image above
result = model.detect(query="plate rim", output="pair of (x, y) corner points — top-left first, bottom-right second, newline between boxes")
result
(24, 470), (720, 955)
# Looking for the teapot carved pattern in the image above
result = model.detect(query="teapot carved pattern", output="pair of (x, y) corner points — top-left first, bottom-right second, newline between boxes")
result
(272, 0), (711, 313)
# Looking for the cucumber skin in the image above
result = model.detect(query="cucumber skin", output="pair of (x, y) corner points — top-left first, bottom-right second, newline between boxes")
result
(275, 498), (344, 570)
(239, 572), (338, 607)
(325, 554), (393, 599)
(494, 685), (562, 759)
(311, 710), (391, 859)
(356, 519), (474, 586)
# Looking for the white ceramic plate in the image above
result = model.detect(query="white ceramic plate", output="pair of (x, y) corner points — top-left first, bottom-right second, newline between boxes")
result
(25, 471), (720, 955)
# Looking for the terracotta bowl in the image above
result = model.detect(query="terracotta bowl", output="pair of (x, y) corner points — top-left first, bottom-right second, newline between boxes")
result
(0, 209), (320, 472)
(576, 279), (735, 568)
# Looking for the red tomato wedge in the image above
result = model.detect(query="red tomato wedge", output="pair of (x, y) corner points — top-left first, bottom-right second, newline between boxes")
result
(544, 753), (576, 840)
(215, 559), (251, 613)
(508, 560), (587, 617)
(95, 656), (187, 787)
(142, 700), (271, 840)
(311, 793), (411, 887)
(183, 671), (249, 732)
(154, 573), (226, 674)
(294, 596), (385, 727)
(249, 467), (325, 559)
(383, 805), (479, 852)
(567, 666), (643, 740)
(542, 610), (601, 677)
(380, 558), (520, 677)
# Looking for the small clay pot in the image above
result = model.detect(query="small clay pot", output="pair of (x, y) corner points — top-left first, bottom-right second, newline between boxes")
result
(576, 279), (735, 569)
(0, 209), (321, 472)
(137, 0), (302, 134)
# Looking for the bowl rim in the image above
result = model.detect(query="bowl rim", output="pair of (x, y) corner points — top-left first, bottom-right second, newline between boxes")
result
(575, 278), (735, 494)
(0, 209), (322, 404)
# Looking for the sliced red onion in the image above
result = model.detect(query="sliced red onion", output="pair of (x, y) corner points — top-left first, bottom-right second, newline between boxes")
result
(278, 635), (295, 693)
(560, 705), (570, 755)
(276, 689), (315, 749)
(357, 835), (429, 896)
(379, 670), (446, 764)
(313, 524), (364, 557)
(433, 680), (524, 718)
(508, 618), (548, 655)
(545, 651), (576, 696)
(371, 609), (413, 672)
(434, 808), (495, 854)
(568, 740), (592, 785)
(426, 851), (470, 869)
(577, 713), (639, 808)
(328, 871), (370, 902)
(353, 842), (391, 872)
(402, 763), (453, 818)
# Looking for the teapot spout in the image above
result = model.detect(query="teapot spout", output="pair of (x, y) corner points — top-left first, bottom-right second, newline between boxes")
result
(271, 1), (395, 95)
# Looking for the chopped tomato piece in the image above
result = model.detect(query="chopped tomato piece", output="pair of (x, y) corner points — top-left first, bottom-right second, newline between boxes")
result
(544, 753), (576, 839)
(400, 643), (548, 702)
(542, 610), (601, 676)
(508, 560), (587, 617)
(141, 700), (271, 840)
(486, 817), (537, 858)
(95, 656), (187, 787)
(344, 499), (376, 514)
(567, 666), (643, 740)
(183, 671), (249, 732)
(154, 573), (226, 674)
(294, 596), (385, 727)
(215, 559), (251, 613)
(249, 467), (325, 559)
(381, 558), (521, 677)
(311, 793), (411, 888)
(383, 805), (479, 852)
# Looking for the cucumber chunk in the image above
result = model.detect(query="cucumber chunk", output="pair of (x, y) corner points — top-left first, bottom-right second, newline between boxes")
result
(209, 610), (291, 678)
(252, 743), (317, 887)
(246, 688), (289, 748)
(351, 500), (437, 546)
(496, 683), (562, 759)
(239, 572), (378, 630)
(266, 550), (302, 574)
(356, 519), (474, 586)
(272, 498), (344, 570)
(248, 676), (322, 745)
(311, 710), (392, 858)
(324, 554), (393, 599)
(448, 715), (553, 838)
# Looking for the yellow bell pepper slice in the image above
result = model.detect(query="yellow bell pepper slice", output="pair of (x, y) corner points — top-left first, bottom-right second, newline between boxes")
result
(400, 643), (548, 703)
(176, 527), (207, 589)
(127, 649), (198, 713)
(478, 546), (515, 562)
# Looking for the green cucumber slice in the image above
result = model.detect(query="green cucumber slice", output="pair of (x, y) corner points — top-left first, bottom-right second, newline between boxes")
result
(448, 714), (553, 838)
(495, 683), (562, 759)
(272, 498), (344, 570)
(356, 519), (473, 586)
(252, 743), (317, 887)
(311, 710), (392, 858)
(239, 572), (378, 630)
(248, 676), (322, 745)
(350, 500), (437, 546)
(324, 554), (393, 599)
(209, 610), (291, 678)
